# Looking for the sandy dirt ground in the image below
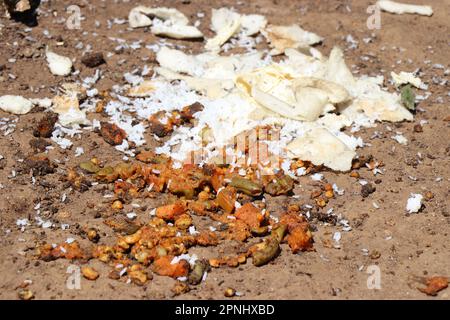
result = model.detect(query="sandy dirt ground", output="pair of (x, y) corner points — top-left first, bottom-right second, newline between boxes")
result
(0, 0), (449, 300)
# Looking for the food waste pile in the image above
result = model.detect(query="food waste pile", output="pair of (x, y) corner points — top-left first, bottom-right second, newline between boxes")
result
(1, 1), (448, 299)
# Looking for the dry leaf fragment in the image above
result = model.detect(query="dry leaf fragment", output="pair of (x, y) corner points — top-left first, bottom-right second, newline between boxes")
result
(287, 127), (356, 172)
(262, 24), (323, 55)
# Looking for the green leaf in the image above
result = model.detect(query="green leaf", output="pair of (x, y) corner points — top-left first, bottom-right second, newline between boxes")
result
(401, 85), (416, 111)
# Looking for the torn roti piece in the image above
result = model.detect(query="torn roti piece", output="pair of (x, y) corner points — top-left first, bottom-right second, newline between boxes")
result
(323, 47), (413, 123)
(155, 47), (266, 97)
(0, 95), (33, 114)
(377, 1), (433, 16)
(155, 67), (234, 99)
(286, 127), (356, 172)
(52, 95), (89, 127)
(262, 24), (323, 55)
(127, 80), (155, 98)
(391, 71), (424, 89)
(205, 8), (241, 52)
(156, 47), (204, 76)
(237, 66), (349, 121)
(128, 6), (202, 39)
(46, 50), (73, 76)
(30, 98), (53, 109)
(60, 83), (88, 101)
(128, 6), (153, 28)
(129, 6), (188, 28)
(342, 76), (414, 123)
(157, 47), (266, 79)
(151, 23), (203, 39)
(240, 14), (267, 36)
(325, 47), (356, 90)
(141, 7), (190, 25)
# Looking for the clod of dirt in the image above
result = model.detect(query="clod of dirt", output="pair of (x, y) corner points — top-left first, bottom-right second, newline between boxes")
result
(172, 281), (190, 296)
(24, 155), (55, 176)
(369, 250), (381, 260)
(29, 138), (51, 153)
(361, 183), (376, 198)
(100, 122), (127, 146)
(33, 113), (59, 138)
(81, 52), (106, 68)
(413, 124), (423, 133)
(103, 216), (140, 235)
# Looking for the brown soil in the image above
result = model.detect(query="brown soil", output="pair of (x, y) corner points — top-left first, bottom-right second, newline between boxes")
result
(0, 0), (449, 300)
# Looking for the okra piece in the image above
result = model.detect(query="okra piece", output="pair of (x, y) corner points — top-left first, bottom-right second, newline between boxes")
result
(272, 225), (287, 243)
(79, 161), (100, 173)
(252, 237), (280, 267)
(251, 226), (269, 236)
(265, 175), (294, 196)
(251, 225), (287, 266)
(96, 166), (117, 182)
(188, 259), (210, 285)
(230, 177), (263, 197)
